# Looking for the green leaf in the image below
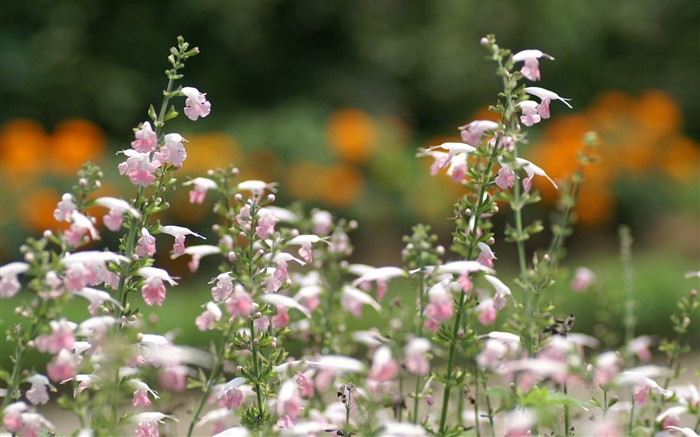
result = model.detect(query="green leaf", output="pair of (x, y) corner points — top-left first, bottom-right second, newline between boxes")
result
(148, 104), (157, 121)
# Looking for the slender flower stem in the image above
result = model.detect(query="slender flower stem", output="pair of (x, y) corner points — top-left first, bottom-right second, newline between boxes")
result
(564, 382), (570, 437)
(619, 225), (635, 364)
(412, 270), (426, 424)
(249, 318), (266, 424)
(438, 145), (500, 433)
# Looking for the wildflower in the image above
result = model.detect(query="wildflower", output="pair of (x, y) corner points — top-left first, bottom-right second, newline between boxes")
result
(405, 338), (431, 376)
(571, 267), (595, 292)
(294, 284), (322, 311)
(504, 409), (535, 437)
(1, 261), (29, 298)
(3, 401), (30, 434)
(476, 298), (497, 325)
(524, 86), (572, 121)
(131, 122), (158, 153)
(627, 335), (653, 362)
(118, 149), (161, 187)
(53, 193), (76, 222)
(159, 225), (205, 257)
(161, 133), (188, 168)
(476, 242), (496, 268)
(75, 287), (123, 316)
(459, 120), (499, 147)
(129, 379), (160, 408)
(288, 234), (327, 264)
(426, 142), (477, 168)
(94, 196), (141, 231)
(219, 377), (245, 410)
(65, 211), (100, 246)
(477, 339), (508, 370)
(518, 100), (542, 127)
(181, 244), (221, 271)
(512, 49), (553, 81)
(272, 306), (290, 329)
(277, 379), (303, 419)
(664, 426), (699, 437)
(159, 365), (191, 392)
(181, 86), (211, 121)
(515, 157), (558, 191)
(424, 282), (453, 332)
(312, 210), (333, 236)
(378, 422), (429, 437)
(350, 265), (404, 301)
(25, 374), (54, 405)
(225, 284), (254, 318)
(261, 293), (312, 318)
(255, 209), (279, 239)
(34, 319), (77, 354)
(237, 180), (278, 196)
(495, 164), (516, 190)
(139, 267), (178, 306)
(183, 177), (218, 204)
(615, 371), (669, 406)
(341, 285), (382, 318)
(131, 412), (178, 437)
(416, 147), (449, 175)
(484, 274), (511, 310)
(135, 228), (157, 257)
(195, 301), (223, 331)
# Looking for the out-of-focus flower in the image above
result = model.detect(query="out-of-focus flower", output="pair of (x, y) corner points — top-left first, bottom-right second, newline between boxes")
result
(405, 338), (431, 376)
(195, 302), (222, 331)
(118, 149), (161, 187)
(459, 120), (499, 147)
(25, 374), (54, 405)
(327, 108), (377, 163)
(368, 346), (399, 382)
(512, 49), (554, 82)
(183, 177), (218, 205)
(571, 267), (596, 292)
(131, 412), (178, 437)
(34, 319), (77, 354)
(159, 225), (205, 257)
(94, 196), (141, 232)
(1, 261), (29, 298)
(129, 379), (160, 408)
(341, 285), (382, 318)
(181, 87), (211, 121)
(53, 193), (76, 222)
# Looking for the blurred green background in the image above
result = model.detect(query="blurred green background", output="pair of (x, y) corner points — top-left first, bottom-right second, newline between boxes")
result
(1, 0), (699, 347)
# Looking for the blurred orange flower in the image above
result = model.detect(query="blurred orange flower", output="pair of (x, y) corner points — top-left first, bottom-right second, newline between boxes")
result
(327, 108), (377, 163)
(17, 187), (63, 233)
(181, 132), (241, 175)
(0, 119), (50, 186)
(320, 164), (364, 207)
(51, 118), (106, 175)
(528, 89), (698, 226)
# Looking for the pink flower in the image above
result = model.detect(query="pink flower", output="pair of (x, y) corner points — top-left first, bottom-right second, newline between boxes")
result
(161, 133), (187, 168)
(94, 197), (141, 232)
(35, 319), (77, 354)
(159, 225), (204, 257)
(518, 100), (541, 127)
(131, 412), (176, 437)
(512, 49), (553, 82)
(219, 377), (246, 409)
(53, 193), (76, 222)
(459, 120), (499, 147)
(627, 336), (653, 362)
(571, 267), (595, 292)
(182, 244), (221, 272)
(272, 307), (290, 330)
(495, 165), (516, 190)
(142, 277), (166, 306)
(405, 338), (431, 376)
(424, 283), (453, 331)
(476, 242), (496, 268)
(591, 419), (623, 437)
(75, 287), (123, 316)
(135, 228), (157, 258)
(65, 212), (100, 247)
(129, 380), (159, 408)
(312, 210), (333, 236)
(516, 157), (558, 191)
(476, 298), (497, 325)
(47, 349), (77, 382)
(255, 210), (279, 239)
(195, 301), (223, 331)
(277, 379), (303, 418)
(485, 274), (511, 310)
(225, 285), (254, 318)
(369, 346), (400, 382)
(183, 177), (218, 204)
(118, 149), (161, 187)
(341, 285), (382, 318)
(131, 122), (158, 153)
(160, 365), (190, 392)
(524, 86), (572, 120)
(3, 402), (29, 433)
(289, 235), (325, 264)
(25, 374), (53, 405)
(1, 262), (29, 298)
(181, 86), (211, 121)
(211, 273), (234, 301)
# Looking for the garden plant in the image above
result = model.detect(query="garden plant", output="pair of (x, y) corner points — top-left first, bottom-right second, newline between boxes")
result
(1, 35), (699, 437)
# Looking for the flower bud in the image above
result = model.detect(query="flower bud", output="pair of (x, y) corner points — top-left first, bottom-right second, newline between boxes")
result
(95, 181), (102, 188)
(487, 237), (495, 245)
(436, 245), (445, 255)
(24, 253), (34, 262)
(480, 37), (489, 46)
(232, 167), (240, 175)
(234, 193), (243, 202)
(236, 366), (244, 373)
(252, 339), (259, 347)
(79, 178), (88, 186)
(426, 394), (434, 406)
(207, 169), (215, 176)
(43, 230), (53, 238)
(691, 289), (697, 298)
(267, 194), (275, 203)
(228, 252), (236, 262)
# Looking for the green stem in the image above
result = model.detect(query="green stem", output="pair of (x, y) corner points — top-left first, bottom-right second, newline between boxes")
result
(619, 225), (635, 364)
(249, 318), (266, 424)
(438, 145), (500, 433)
(564, 382), (570, 436)
(412, 271), (426, 424)
(628, 392), (635, 434)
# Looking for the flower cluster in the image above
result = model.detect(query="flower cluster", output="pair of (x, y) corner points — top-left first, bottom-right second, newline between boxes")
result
(2, 35), (698, 437)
